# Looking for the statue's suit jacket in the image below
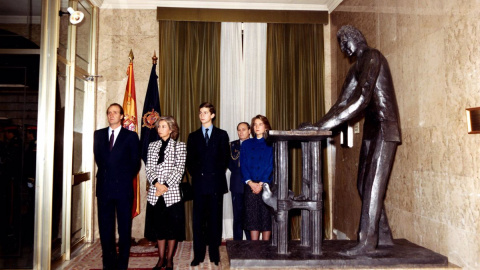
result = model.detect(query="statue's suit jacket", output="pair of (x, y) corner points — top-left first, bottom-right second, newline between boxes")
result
(319, 48), (401, 143)
(186, 126), (229, 195)
(94, 127), (140, 199)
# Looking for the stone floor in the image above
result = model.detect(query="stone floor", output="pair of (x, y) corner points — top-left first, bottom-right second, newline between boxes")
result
(227, 239), (459, 269)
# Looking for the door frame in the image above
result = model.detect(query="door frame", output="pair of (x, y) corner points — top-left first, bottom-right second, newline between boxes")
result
(60, 0), (98, 262)
(34, 0), (98, 268)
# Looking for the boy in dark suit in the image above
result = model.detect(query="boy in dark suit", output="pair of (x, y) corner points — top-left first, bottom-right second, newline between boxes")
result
(228, 122), (251, 240)
(94, 103), (140, 270)
(186, 102), (229, 266)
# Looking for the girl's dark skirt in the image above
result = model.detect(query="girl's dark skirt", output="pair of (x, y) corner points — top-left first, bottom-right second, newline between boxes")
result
(243, 184), (272, 231)
(151, 197), (185, 241)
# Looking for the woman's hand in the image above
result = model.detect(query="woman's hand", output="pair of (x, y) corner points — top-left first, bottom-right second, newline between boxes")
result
(155, 183), (168, 196)
(249, 181), (263, 194)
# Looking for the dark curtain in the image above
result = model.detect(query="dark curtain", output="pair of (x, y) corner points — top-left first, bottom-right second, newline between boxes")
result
(266, 23), (325, 239)
(158, 21), (221, 240)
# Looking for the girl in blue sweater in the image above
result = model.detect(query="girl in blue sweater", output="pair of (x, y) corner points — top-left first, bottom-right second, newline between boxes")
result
(240, 115), (273, 241)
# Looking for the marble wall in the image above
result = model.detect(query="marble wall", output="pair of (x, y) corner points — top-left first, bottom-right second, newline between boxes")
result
(96, 9), (159, 240)
(330, 0), (480, 269)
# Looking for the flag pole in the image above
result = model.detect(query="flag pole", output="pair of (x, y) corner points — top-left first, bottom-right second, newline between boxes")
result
(129, 49), (134, 63)
(122, 49), (140, 221)
(152, 50), (157, 65)
(137, 50), (162, 246)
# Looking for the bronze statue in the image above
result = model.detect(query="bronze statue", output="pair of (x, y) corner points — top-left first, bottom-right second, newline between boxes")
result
(301, 25), (401, 255)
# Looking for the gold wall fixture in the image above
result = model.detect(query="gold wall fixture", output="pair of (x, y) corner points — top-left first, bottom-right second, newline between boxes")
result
(465, 107), (480, 134)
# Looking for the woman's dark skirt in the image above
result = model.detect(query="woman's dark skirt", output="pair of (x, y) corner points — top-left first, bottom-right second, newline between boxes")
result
(243, 184), (272, 231)
(150, 197), (185, 241)
(144, 201), (156, 241)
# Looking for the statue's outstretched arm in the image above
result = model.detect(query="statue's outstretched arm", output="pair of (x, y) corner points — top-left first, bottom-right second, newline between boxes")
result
(313, 50), (381, 131)
(298, 69), (357, 130)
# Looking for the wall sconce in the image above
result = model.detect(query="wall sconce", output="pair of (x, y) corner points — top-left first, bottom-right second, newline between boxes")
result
(465, 107), (480, 134)
(59, 7), (85, 25)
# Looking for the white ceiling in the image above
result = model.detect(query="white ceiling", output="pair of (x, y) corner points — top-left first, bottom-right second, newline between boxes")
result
(0, 0), (342, 24)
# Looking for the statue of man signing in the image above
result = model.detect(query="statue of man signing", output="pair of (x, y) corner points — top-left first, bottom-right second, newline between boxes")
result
(301, 25), (401, 255)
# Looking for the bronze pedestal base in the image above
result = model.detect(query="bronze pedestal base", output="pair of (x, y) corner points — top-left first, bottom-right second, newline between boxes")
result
(227, 239), (448, 268)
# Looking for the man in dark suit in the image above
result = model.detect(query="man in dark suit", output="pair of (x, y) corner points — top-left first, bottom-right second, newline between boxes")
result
(94, 103), (140, 270)
(186, 102), (230, 266)
(302, 25), (401, 255)
(228, 122), (251, 241)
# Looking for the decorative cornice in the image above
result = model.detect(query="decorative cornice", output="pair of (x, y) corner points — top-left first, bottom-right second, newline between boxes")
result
(327, 0), (343, 13)
(157, 7), (328, 24)
(100, 0), (340, 12)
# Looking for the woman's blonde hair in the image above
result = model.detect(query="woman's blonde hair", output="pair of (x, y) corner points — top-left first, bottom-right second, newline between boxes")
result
(155, 115), (179, 140)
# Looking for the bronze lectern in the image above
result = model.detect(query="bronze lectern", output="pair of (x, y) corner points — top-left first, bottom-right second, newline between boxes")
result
(267, 129), (331, 255)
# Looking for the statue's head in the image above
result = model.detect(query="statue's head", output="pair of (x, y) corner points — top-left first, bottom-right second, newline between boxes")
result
(336, 25), (367, 56)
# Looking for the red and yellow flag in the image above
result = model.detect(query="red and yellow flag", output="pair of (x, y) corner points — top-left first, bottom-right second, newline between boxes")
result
(123, 50), (140, 218)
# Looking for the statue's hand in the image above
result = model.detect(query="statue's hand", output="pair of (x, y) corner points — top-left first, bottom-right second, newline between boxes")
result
(316, 122), (330, 131)
(298, 122), (319, 130)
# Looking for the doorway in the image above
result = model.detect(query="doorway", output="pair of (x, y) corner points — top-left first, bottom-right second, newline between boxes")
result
(0, 51), (39, 269)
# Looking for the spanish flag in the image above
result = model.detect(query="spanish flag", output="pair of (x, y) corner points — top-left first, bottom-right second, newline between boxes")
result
(123, 49), (140, 218)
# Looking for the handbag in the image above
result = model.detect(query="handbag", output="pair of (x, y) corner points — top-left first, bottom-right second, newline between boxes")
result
(179, 175), (194, 202)
(173, 141), (194, 201)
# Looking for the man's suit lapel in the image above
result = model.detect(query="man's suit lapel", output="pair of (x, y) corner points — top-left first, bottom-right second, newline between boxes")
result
(209, 126), (219, 146)
(196, 128), (207, 150)
(234, 140), (240, 151)
(101, 128), (110, 153)
(231, 140), (240, 167)
(111, 128), (127, 153)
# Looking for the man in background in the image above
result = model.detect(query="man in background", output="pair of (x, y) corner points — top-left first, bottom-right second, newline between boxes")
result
(228, 122), (251, 241)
